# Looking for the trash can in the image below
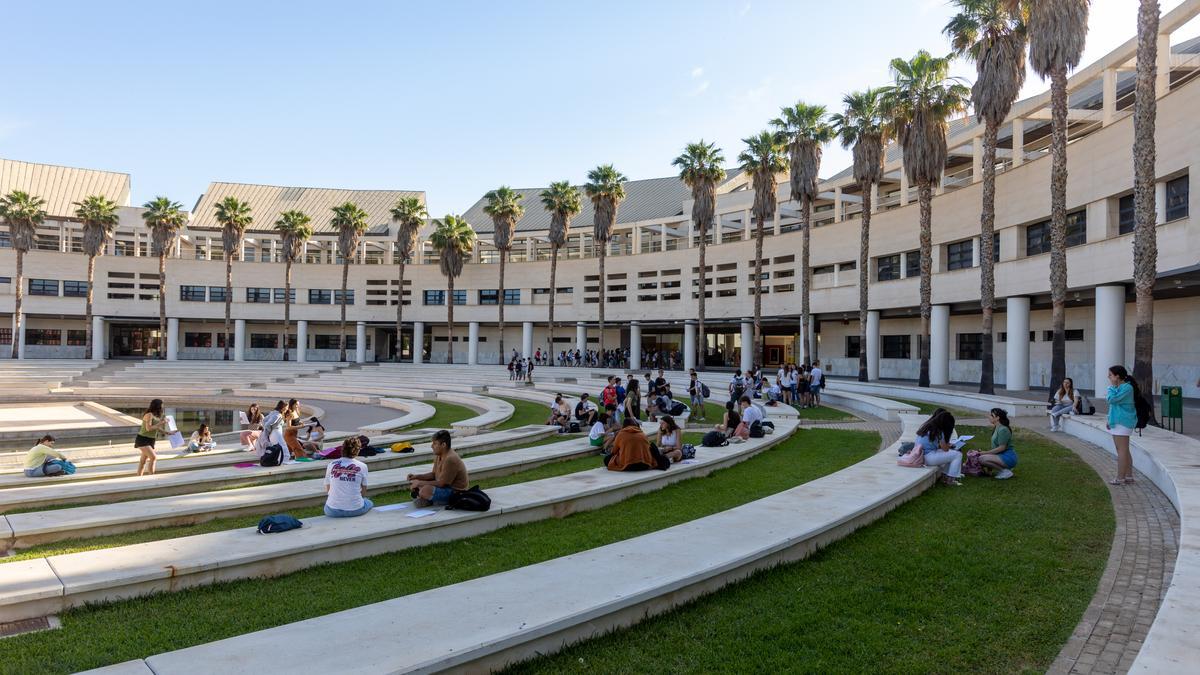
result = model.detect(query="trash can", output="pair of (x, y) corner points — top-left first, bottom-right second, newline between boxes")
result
(1161, 385), (1183, 432)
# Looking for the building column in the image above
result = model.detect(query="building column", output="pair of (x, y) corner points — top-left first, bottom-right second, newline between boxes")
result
(833, 187), (843, 223)
(413, 321), (425, 365)
(742, 209), (752, 239)
(870, 183), (880, 213)
(866, 310), (880, 381)
(576, 322), (586, 353)
(355, 321), (366, 363)
(1156, 33), (1171, 97)
(971, 137), (982, 183)
(234, 319), (246, 362)
(205, 236), (213, 260)
(15, 318), (25, 359)
(167, 317), (179, 361)
(899, 169), (909, 206)
(739, 319), (754, 374)
(467, 321), (479, 365)
(297, 320), (308, 362)
(1012, 119), (1024, 166)
(930, 304), (950, 386)
(1005, 296), (1030, 391)
(1102, 68), (1117, 126)
(91, 315), (105, 360)
(1095, 286), (1126, 399)
(1155, 181), (1167, 225)
(799, 319), (816, 365)
(521, 321), (533, 359)
(629, 321), (642, 370)
(683, 320), (697, 371)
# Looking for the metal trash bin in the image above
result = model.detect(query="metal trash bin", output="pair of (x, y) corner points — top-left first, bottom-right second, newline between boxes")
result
(1161, 385), (1183, 432)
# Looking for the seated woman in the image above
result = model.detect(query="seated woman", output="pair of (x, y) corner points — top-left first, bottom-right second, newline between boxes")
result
(1048, 377), (1081, 432)
(605, 417), (665, 472)
(301, 422), (326, 456)
(322, 436), (372, 517)
(23, 435), (66, 478)
(284, 399), (302, 427)
(657, 415), (683, 463)
(187, 424), (216, 453)
(715, 400), (741, 437)
(240, 403), (263, 448)
(976, 408), (1017, 480)
(915, 410), (963, 486)
(589, 413), (612, 449)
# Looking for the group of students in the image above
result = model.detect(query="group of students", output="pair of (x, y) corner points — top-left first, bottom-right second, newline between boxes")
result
(726, 361), (825, 409)
(547, 369), (687, 433)
(902, 407), (1019, 486)
(240, 399), (326, 464)
(322, 429), (468, 518)
(506, 355), (536, 382)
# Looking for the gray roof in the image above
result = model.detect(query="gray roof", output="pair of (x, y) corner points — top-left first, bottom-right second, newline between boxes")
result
(190, 182), (424, 235)
(462, 170), (744, 235)
(1, 158), (131, 219)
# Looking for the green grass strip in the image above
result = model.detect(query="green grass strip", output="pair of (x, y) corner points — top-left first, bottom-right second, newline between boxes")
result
(502, 426), (1114, 674)
(794, 404), (858, 421)
(0, 428), (878, 673)
(890, 397), (976, 418)
(413, 401), (476, 429)
(492, 397), (555, 430)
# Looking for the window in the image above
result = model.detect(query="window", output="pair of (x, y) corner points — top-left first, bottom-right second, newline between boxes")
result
(185, 332), (212, 348)
(29, 279), (59, 296)
(273, 288), (296, 304)
(107, 293), (134, 300)
(452, 290), (466, 305)
(246, 287), (271, 303)
(504, 289), (520, 305)
(216, 332), (234, 348)
(877, 254), (900, 281)
(812, 265), (834, 276)
(309, 289), (332, 305)
(993, 232), (1000, 262)
(250, 333), (278, 349)
(424, 290), (445, 305)
(180, 285), (207, 302)
(1027, 210), (1086, 255)
(905, 251), (920, 278)
(845, 336), (861, 358)
(1165, 175), (1189, 222)
(209, 286), (228, 303)
(1042, 329), (1085, 342)
(1118, 194), (1135, 235)
(335, 289), (354, 305)
(478, 289), (498, 305)
(314, 334), (341, 350)
(947, 240), (973, 271)
(882, 335), (911, 359)
(0, 276), (10, 284)
(957, 333), (983, 360)
(0, 328), (10, 345)
(1066, 210), (1087, 247)
(66, 330), (87, 346)
(63, 281), (88, 297)
(25, 329), (62, 346)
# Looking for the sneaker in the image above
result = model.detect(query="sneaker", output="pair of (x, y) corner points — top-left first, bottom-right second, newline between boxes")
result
(995, 469), (1014, 480)
(412, 497), (432, 508)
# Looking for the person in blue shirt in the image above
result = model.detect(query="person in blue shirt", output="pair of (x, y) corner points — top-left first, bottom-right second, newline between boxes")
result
(914, 410), (962, 486)
(1105, 365), (1140, 486)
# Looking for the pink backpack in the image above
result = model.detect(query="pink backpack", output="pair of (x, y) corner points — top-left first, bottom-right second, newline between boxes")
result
(962, 450), (984, 476)
(897, 443), (924, 468)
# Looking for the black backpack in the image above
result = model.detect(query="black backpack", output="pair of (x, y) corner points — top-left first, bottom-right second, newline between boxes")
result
(1134, 391), (1152, 430)
(669, 401), (688, 417)
(702, 430), (730, 447)
(699, 382), (711, 398)
(260, 444), (284, 467)
(749, 421), (765, 438)
(446, 486), (491, 512)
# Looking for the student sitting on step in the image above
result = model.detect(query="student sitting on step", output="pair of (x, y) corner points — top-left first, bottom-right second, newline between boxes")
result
(240, 403), (264, 448)
(283, 423), (307, 459)
(657, 415), (683, 463)
(589, 412), (614, 450)
(574, 393), (598, 428)
(23, 435), (67, 478)
(323, 436), (372, 517)
(408, 430), (469, 507)
(188, 424), (216, 453)
(549, 394), (573, 431)
(714, 400), (741, 438)
(301, 421), (326, 456)
(605, 416), (668, 471)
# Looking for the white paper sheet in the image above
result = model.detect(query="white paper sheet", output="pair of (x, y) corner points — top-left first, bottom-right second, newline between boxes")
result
(406, 509), (437, 518)
(376, 503), (413, 512)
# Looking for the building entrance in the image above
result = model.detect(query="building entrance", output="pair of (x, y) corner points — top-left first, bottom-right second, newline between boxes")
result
(111, 324), (162, 358)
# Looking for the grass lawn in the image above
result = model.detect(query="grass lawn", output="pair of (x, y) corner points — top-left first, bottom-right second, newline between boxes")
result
(794, 404), (858, 421)
(413, 401), (476, 429)
(0, 429), (878, 673)
(492, 397), (554, 430)
(502, 425), (1114, 674)
(674, 397), (724, 423)
(891, 397), (975, 419)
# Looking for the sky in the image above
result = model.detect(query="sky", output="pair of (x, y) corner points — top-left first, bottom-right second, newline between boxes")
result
(2, 0), (1196, 216)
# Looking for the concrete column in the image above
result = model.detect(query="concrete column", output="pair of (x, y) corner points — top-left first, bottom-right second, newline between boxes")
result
(935, 171), (946, 196)
(686, 219), (695, 248)
(629, 321), (642, 370)
(1095, 285), (1126, 399)
(899, 252), (909, 279)
(1156, 34), (1171, 97)
(355, 321), (366, 363)
(238, 239), (246, 262)
(91, 315), (105, 360)
(870, 183), (880, 213)
(234, 319), (246, 362)
(133, 231), (141, 257)
(166, 317), (179, 361)
(467, 321), (479, 365)
(16, 318), (25, 359)
(1102, 68), (1117, 126)
(521, 321), (533, 359)
(866, 310), (880, 381)
(1155, 181), (1167, 225)
(739, 319), (754, 374)
(413, 321), (425, 364)
(930, 304), (950, 386)
(971, 137), (982, 183)
(899, 169), (909, 206)
(1012, 119), (1024, 166)
(661, 223), (669, 252)
(743, 209), (752, 239)
(576, 322), (586, 353)
(683, 321), (697, 371)
(833, 187), (843, 223)
(205, 236), (213, 260)
(297, 320), (308, 362)
(1006, 296), (1030, 391)
(971, 236), (981, 268)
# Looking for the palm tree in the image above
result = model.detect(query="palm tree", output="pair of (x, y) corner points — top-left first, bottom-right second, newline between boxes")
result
(390, 197), (427, 361)
(429, 215), (476, 364)
(1132, 0), (1159, 401)
(882, 50), (970, 387)
(214, 197), (254, 361)
(773, 103), (833, 367)
(583, 165), (628, 355)
(74, 195), (120, 359)
(1028, 0), (1090, 397)
(831, 89), (888, 382)
(540, 181), (582, 361)
(0, 191), (46, 359)
(274, 210), (313, 362)
(483, 186), (525, 362)
(331, 201), (370, 362)
(737, 131), (788, 366)
(945, 0), (1028, 394)
(672, 141), (726, 372)
(141, 197), (188, 359)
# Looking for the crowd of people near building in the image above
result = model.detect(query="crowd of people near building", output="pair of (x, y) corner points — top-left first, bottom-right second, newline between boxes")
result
(536, 347), (682, 370)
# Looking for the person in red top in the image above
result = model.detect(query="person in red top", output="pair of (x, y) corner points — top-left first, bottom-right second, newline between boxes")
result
(601, 376), (619, 408)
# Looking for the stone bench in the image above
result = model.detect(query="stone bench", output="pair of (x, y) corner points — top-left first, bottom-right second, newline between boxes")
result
(1061, 416), (1199, 672)
(827, 381), (1046, 417)
(818, 391), (919, 421)
(5, 420), (795, 624)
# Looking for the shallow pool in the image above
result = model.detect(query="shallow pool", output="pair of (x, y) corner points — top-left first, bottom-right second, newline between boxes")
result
(114, 406), (243, 435)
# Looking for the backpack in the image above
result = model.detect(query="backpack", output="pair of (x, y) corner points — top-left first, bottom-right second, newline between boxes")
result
(749, 421), (765, 438)
(569, 422), (581, 433)
(390, 442), (414, 453)
(897, 444), (925, 468)
(260, 444), (284, 467)
(256, 514), (302, 534)
(1078, 393), (1096, 415)
(699, 382), (711, 398)
(681, 443), (696, 460)
(446, 486), (491, 512)
(1134, 391), (1152, 430)
(669, 401), (688, 417)
(702, 430), (730, 447)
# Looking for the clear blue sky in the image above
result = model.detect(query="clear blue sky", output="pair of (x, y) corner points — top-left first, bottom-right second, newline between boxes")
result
(1, 0), (1190, 216)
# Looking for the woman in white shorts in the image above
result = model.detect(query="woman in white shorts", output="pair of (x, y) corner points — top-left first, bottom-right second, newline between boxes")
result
(1105, 365), (1139, 485)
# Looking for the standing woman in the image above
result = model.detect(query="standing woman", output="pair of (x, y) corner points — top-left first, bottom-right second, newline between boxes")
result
(134, 399), (168, 476)
(624, 378), (642, 423)
(284, 399), (302, 426)
(976, 408), (1017, 480)
(1106, 365), (1139, 485)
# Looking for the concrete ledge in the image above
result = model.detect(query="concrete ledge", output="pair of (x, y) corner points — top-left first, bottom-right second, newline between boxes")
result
(827, 381), (1047, 417)
(818, 391), (919, 421)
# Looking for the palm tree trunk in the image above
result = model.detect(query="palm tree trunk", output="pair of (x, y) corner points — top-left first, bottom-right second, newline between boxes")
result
(447, 276), (456, 364)
(979, 121), (999, 394)
(800, 196), (812, 366)
(857, 184), (872, 381)
(282, 260), (292, 362)
(1048, 65), (1069, 397)
(158, 253), (168, 360)
(395, 260), (406, 361)
(753, 214), (764, 367)
(598, 246), (607, 355)
(918, 183), (933, 388)
(85, 254), (96, 359)
(339, 261), (349, 362)
(1133, 0), (1159, 401)
(12, 250), (24, 359)
(548, 246), (559, 364)
(498, 251), (507, 361)
(697, 232), (707, 371)
(223, 258), (232, 361)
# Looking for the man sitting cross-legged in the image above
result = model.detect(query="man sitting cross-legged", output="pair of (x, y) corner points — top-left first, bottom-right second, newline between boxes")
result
(408, 430), (469, 507)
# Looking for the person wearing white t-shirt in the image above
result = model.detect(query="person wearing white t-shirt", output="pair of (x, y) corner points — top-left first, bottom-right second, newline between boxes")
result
(323, 436), (372, 517)
(809, 361), (824, 406)
(740, 398), (765, 426)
